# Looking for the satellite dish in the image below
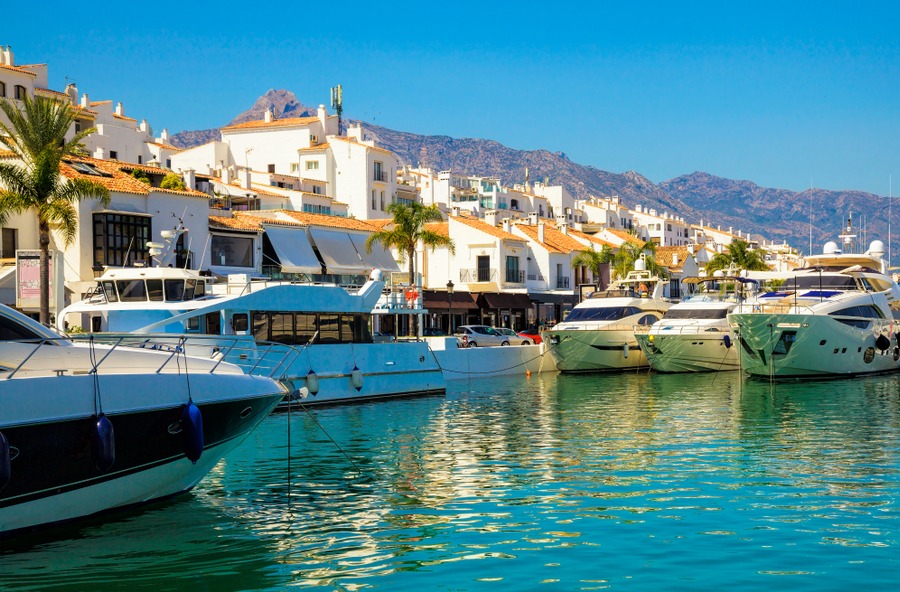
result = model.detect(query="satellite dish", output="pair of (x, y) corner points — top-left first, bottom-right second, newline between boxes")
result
(160, 230), (176, 239)
(146, 242), (164, 249)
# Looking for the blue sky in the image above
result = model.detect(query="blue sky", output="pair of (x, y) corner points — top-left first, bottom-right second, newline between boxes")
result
(4, 1), (899, 195)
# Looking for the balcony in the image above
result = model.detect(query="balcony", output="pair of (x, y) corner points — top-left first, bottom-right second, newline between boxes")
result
(460, 268), (496, 283)
(556, 276), (571, 289)
(527, 273), (545, 282)
(373, 170), (388, 182)
(504, 270), (525, 285)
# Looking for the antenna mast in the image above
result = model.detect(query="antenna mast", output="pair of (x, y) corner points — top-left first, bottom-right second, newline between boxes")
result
(330, 84), (343, 136)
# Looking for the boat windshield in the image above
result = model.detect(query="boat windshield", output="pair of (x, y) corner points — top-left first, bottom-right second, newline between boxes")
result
(663, 308), (728, 320)
(564, 306), (644, 322)
(783, 275), (859, 291)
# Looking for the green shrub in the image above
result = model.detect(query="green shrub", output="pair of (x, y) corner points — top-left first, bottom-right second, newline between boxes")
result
(160, 172), (186, 191)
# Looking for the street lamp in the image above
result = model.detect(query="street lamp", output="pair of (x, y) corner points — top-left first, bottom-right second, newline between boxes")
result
(446, 280), (454, 334)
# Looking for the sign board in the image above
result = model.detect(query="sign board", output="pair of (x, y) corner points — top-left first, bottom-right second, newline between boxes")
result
(16, 250), (53, 310)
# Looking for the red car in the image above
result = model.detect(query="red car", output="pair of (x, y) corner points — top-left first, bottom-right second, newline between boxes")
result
(518, 326), (542, 345)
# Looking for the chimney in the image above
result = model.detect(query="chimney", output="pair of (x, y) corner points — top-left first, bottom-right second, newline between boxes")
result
(538, 223), (545, 244)
(559, 222), (568, 234)
(115, 102), (124, 117)
(1, 45), (13, 66)
(264, 108), (273, 123)
(160, 128), (169, 142)
(502, 218), (511, 233)
(222, 166), (232, 184)
(318, 104), (327, 127)
(528, 211), (539, 225)
(65, 83), (78, 105)
(80, 93), (90, 108)
(672, 253), (679, 267)
(451, 206), (460, 217)
(635, 204), (642, 213)
(139, 119), (149, 133)
(484, 210), (498, 226)
(183, 168), (196, 190)
(243, 168), (252, 190)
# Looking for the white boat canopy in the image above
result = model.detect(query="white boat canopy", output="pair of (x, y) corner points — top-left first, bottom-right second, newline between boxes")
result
(263, 225), (322, 274)
(309, 228), (369, 274)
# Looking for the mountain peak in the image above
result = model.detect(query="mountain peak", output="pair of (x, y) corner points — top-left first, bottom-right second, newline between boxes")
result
(227, 89), (317, 126)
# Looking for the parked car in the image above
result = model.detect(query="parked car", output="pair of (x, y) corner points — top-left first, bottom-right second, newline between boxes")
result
(454, 325), (510, 347)
(517, 325), (543, 345)
(492, 327), (535, 345)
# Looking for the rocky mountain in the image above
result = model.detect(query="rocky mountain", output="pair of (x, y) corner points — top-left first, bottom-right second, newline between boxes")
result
(171, 89), (317, 149)
(171, 90), (892, 255)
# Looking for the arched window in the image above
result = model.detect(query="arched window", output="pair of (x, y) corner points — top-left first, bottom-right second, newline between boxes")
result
(14, 85), (26, 100)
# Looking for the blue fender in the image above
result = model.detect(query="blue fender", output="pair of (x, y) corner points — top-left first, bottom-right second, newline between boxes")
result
(92, 413), (116, 472)
(723, 334), (732, 349)
(181, 403), (204, 464)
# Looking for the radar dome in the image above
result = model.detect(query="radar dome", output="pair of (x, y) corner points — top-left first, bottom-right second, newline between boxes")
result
(713, 269), (725, 277)
(369, 269), (383, 281)
(868, 240), (885, 257)
(633, 258), (647, 272)
(823, 241), (839, 255)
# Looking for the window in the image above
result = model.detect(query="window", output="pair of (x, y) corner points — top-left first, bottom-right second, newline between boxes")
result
(14, 85), (26, 100)
(290, 163), (299, 172)
(116, 280), (147, 302)
(373, 161), (385, 182)
(380, 191), (385, 210)
(268, 164), (275, 174)
(93, 212), (151, 266)
(306, 160), (319, 170)
(312, 185), (323, 195)
(166, 159), (171, 168)
(371, 190), (376, 210)
(1, 227), (16, 257)
(109, 150), (118, 160)
(137, 155), (142, 164)
(505, 256), (521, 283)
(311, 135), (319, 144)
(0, 82), (5, 97)
(211, 234), (253, 267)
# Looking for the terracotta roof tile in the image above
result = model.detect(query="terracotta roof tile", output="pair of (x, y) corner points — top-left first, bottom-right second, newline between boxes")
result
(112, 113), (138, 123)
(221, 115), (322, 132)
(0, 63), (36, 76)
(59, 156), (207, 198)
(209, 215), (264, 232)
(513, 223), (586, 254)
(299, 143), (330, 151)
(89, 100), (112, 107)
(452, 215), (522, 242)
(279, 210), (378, 231)
(146, 141), (182, 151)
(425, 222), (449, 238)
(604, 227), (645, 245)
(567, 228), (616, 249)
(35, 87), (68, 98)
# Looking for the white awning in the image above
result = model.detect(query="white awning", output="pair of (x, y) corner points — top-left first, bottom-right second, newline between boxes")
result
(308, 228), (368, 274)
(348, 233), (400, 272)
(264, 225), (322, 274)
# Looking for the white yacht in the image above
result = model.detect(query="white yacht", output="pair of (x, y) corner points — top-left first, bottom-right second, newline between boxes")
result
(58, 267), (446, 405)
(729, 235), (900, 379)
(542, 260), (673, 372)
(634, 274), (758, 372)
(0, 303), (287, 535)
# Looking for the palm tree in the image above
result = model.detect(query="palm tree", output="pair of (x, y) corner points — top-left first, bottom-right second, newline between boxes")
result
(0, 95), (110, 324)
(610, 240), (668, 280)
(570, 245), (614, 284)
(365, 202), (454, 336)
(705, 238), (769, 274)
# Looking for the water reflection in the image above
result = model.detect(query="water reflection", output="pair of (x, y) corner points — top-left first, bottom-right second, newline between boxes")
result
(4, 372), (900, 590)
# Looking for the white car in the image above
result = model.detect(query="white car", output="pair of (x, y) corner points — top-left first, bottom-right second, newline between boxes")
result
(491, 327), (534, 345)
(455, 325), (509, 347)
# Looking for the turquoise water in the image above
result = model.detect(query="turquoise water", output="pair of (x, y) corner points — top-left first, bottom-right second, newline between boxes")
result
(3, 371), (900, 590)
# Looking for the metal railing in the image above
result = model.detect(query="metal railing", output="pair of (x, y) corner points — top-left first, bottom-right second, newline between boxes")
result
(1, 334), (301, 381)
(556, 276), (571, 289)
(460, 268), (496, 283)
(373, 170), (388, 182)
(504, 270), (525, 284)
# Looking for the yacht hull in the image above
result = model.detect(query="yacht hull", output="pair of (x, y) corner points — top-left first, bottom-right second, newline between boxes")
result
(730, 312), (899, 378)
(0, 373), (284, 535)
(635, 331), (740, 372)
(544, 327), (649, 372)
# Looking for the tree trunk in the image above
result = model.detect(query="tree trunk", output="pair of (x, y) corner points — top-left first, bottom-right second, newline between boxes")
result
(39, 223), (50, 326)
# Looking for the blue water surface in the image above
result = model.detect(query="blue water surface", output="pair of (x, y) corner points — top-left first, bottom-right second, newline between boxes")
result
(3, 371), (900, 590)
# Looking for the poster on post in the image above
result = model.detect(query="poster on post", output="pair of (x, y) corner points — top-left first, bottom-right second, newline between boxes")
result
(16, 250), (53, 311)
